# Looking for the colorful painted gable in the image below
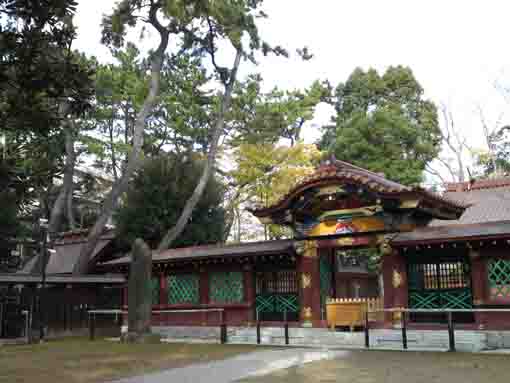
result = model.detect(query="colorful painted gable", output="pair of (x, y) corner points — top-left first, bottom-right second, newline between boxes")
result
(249, 157), (467, 240)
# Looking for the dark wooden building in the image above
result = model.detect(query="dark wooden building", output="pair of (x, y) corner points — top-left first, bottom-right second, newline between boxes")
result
(0, 230), (125, 339)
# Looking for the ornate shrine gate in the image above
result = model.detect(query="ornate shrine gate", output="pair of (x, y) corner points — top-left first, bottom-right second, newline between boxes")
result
(255, 270), (299, 322)
(407, 255), (474, 322)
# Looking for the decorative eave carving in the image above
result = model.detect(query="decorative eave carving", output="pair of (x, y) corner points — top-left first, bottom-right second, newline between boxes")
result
(248, 165), (468, 221)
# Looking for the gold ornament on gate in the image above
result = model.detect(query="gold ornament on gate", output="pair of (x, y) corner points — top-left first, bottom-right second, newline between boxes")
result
(303, 240), (318, 258)
(302, 307), (312, 319)
(392, 269), (402, 288)
(302, 273), (311, 289)
(379, 240), (393, 256)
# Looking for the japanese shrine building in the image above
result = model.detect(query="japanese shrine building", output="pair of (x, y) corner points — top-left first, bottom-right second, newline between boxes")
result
(101, 158), (510, 329)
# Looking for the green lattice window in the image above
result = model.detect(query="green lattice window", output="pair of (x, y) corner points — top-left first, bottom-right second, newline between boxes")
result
(209, 272), (244, 303)
(488, 259), (510, 299)
(167, 274), (199, 304)
(408, 257), (473, 310)
(409, 290), (472, 309)
(151, 277), (160, 305)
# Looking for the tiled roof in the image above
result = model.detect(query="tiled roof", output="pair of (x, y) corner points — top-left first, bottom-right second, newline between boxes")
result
(394, 177), (510, 244)
(101, 239), (296, 266)
(18, 233), (114, 275)
(431, 179), (510, 227)
(392, 221), (510, 245)
(249, 158), (467, 217)
(445, 177), (510, 192)
(0, 273), (125, 284)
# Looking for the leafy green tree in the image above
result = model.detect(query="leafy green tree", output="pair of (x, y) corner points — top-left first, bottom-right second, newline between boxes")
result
(229, 142), (321, 240)
(320, 66), (441, 185)
(115, 154), (225, 248)
(77, 0), (288, 272)
(0, 0), (94, 235)
(228, 76), (329, 145)
(0, 163), (20, 238)
(474, 125), (510, 177)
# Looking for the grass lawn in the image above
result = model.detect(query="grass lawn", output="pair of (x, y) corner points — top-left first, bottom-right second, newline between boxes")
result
(0, 338), (259, 383)
(239, 350), (510, 383)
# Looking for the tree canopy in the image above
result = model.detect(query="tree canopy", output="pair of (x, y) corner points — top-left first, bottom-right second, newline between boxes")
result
(474, 125), (510, 177)
(229, 142), (321, 240)
(115, 154), (225, 248)
(320, 66), (441, 185)
(0, 0), (95, 239)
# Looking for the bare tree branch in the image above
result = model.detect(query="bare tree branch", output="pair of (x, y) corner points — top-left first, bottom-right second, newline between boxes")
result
(74, 10), (170, 274)
(158, 49), (243, 250)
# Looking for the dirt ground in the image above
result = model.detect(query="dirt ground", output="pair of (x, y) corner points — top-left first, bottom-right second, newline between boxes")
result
(239, 350), (510, 383)
(0, 338), (259, 383)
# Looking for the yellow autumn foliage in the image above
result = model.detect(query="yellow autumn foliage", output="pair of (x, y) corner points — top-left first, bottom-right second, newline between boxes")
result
(231, 142), (322, 207)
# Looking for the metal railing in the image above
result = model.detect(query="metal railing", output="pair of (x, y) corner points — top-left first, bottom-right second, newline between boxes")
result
(364, 308), (510, 352)
(255, 309), (290, 345)
(88, 308), (227, 343)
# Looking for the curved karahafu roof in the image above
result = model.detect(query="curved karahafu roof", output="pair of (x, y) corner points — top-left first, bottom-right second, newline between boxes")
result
(248, 158), (468, 223)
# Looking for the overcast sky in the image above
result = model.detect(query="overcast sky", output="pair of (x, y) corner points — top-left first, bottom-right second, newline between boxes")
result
(74, 0), (510, 180)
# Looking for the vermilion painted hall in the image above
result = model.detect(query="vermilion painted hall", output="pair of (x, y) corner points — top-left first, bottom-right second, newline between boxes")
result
(2, 156), (510, 338)
(101, 157), (510, 329)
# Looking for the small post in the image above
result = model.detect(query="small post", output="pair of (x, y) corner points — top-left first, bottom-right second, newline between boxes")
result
(401, 310), (408, 350)
(23, 310), (29, 343)
(448, 311), (456, 352)
(220, 310), (227, 344)
(256, 310), (261, 344)
(364, 309), (370, 348)
(284, 310), (289, 345)
(89, 312), (95, 341)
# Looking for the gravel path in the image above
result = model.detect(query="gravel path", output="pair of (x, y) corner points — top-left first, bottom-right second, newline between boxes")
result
(109, 348), (347, 383)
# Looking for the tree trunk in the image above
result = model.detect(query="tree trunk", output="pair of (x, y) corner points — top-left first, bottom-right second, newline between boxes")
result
(74, 31), (170, 275)
(124, 238), (152, 342)
(66, 179), (76, 229)
(157, 49), (242, 251)
(48, 123), (76, 233)
(236, 206), (241, 242)
(455, 150), (465, 182)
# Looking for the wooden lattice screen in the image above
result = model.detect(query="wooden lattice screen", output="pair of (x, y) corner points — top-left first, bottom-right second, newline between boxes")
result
(255, 271), (298, 295)
(209, 272), (244, 303)
(167, 274), (200, 304)
(488, 259), (510, 299)
(151, 277), (160, 305)
(255, 271), (299, 318)
(408, 257), (473, 310)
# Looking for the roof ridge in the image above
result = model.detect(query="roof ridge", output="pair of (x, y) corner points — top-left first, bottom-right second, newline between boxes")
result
(446, 177), (510, 192)
(155, 239), (294, 256)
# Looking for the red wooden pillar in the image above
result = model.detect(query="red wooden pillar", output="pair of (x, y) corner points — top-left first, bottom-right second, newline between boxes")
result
(199, 269), (209, 325)
(158, 273), (167, 326)
(382, 249), (407, 327)
(382, 252), (394, 326)
(122, 285), (128, 309)
(470, 251), (488, 329)
(298, 241), (321, 327)
(159, 274), (167, 305)
(122, 284), (128, 329)
(244, 265), (255, 322)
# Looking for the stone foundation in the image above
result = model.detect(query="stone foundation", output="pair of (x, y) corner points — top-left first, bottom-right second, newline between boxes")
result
(153, 325), (510, 352)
